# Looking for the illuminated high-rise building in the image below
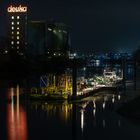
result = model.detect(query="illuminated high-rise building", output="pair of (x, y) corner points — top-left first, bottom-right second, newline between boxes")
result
(7, 5), (27, 55)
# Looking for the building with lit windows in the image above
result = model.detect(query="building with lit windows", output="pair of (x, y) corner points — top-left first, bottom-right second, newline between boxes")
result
(7, 5), (27, 55)
(46, 21), (70, 58)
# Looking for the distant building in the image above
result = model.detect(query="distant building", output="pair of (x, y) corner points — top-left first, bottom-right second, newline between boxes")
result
(27, 21), (46, 56)
(7, 4), (28, 55)
(46, 21), (70, 58)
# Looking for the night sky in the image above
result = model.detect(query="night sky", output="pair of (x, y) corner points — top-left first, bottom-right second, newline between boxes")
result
(1, 0), (140, 54)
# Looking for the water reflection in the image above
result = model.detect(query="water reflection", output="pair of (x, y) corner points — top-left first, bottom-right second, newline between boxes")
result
(102, 101), (106, 109)
(118, 120), (121, 127)
(77, 93), (123, 132)
(7, 85), (27, 140)
(92, 100), (96, 117)
(118, 95), (121, 100)
(30, 101), (73, 122)
(102, 96), (108, 109)
(80, 109), (84, 132)
(102, 119), (106, 128)
(6, 88), (126, 140)
(112, 94), (115, 103)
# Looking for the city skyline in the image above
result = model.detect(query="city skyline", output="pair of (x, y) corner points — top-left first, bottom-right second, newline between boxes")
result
(1, 0), (140, 53)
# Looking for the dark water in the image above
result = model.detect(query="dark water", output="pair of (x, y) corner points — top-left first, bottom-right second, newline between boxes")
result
(0, 82), (140, 140)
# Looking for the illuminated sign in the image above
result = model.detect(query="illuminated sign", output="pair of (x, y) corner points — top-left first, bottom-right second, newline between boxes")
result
(7, 5), (27, 13)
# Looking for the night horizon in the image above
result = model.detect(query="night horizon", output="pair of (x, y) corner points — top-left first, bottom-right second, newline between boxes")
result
(1, 0), (140, 53)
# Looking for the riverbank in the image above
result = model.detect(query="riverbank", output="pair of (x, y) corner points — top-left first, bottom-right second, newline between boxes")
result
(117, 73), (140, 120)
(14, 85), (120, 104)
(118, 95), (140, 119)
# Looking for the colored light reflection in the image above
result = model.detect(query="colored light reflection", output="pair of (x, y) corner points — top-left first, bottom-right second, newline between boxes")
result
(7, 85), (27, 140)
(92, 100), (96, 117)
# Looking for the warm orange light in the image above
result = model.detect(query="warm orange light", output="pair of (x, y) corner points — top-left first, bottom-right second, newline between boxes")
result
(7, 5), (27, 13)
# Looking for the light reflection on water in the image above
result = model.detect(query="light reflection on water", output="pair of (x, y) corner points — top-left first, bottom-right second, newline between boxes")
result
(7, 85), (27, 140)
(5, 86), (140, 140)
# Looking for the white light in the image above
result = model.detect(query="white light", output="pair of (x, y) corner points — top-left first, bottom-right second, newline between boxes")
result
(93, 100), (96, 109)
(103, 102), (105, 109)
(17, 27), (19, 30)
(48, 28), (52, 31)
(74, 53), (77, 57)
(11, 22), (14, 25)
(17, 22), (19, 25)
(12, 26), (14, 30)
(118, 95), (121, 100)
(17, 36), (19, 40)
(17, 16), (20, 19)
(83, 67), (86, 71)
(17, 41), (19, 44)
(11, 16), (14, 19)
(17, 31), (19, 35)
(112, 95), (115, 103)
(11, 41), (14, 45)
(5, 50), (8, 54)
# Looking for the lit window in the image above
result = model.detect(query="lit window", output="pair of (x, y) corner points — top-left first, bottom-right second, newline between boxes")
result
(11, 16), (14, 19)
(11, 31), (14, 34)
(17, 41), (19, 44)
(17, 31), (19, 35)
(12, 26), (14, 30)
(17, 22), (19, 25)
(17, 36), (19, 40)
(11, 22), (14, 25)
(17, 16), (20, 19)
(11, 36), (14, 39)
(17, 46), (19, 49)
(11, 41), (14, 45)
(17, 27), (19, 30)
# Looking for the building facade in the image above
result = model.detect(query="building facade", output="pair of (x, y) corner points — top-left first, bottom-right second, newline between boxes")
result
(27, 21), (46, 56)
(7, 5), (28, 55)
(46, 21), (70, 58)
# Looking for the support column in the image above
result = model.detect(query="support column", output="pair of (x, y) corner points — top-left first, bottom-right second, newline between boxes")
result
(122, 58), (126, 90)
(134, 59), (137, 90)
(72, 65), (77, 97)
